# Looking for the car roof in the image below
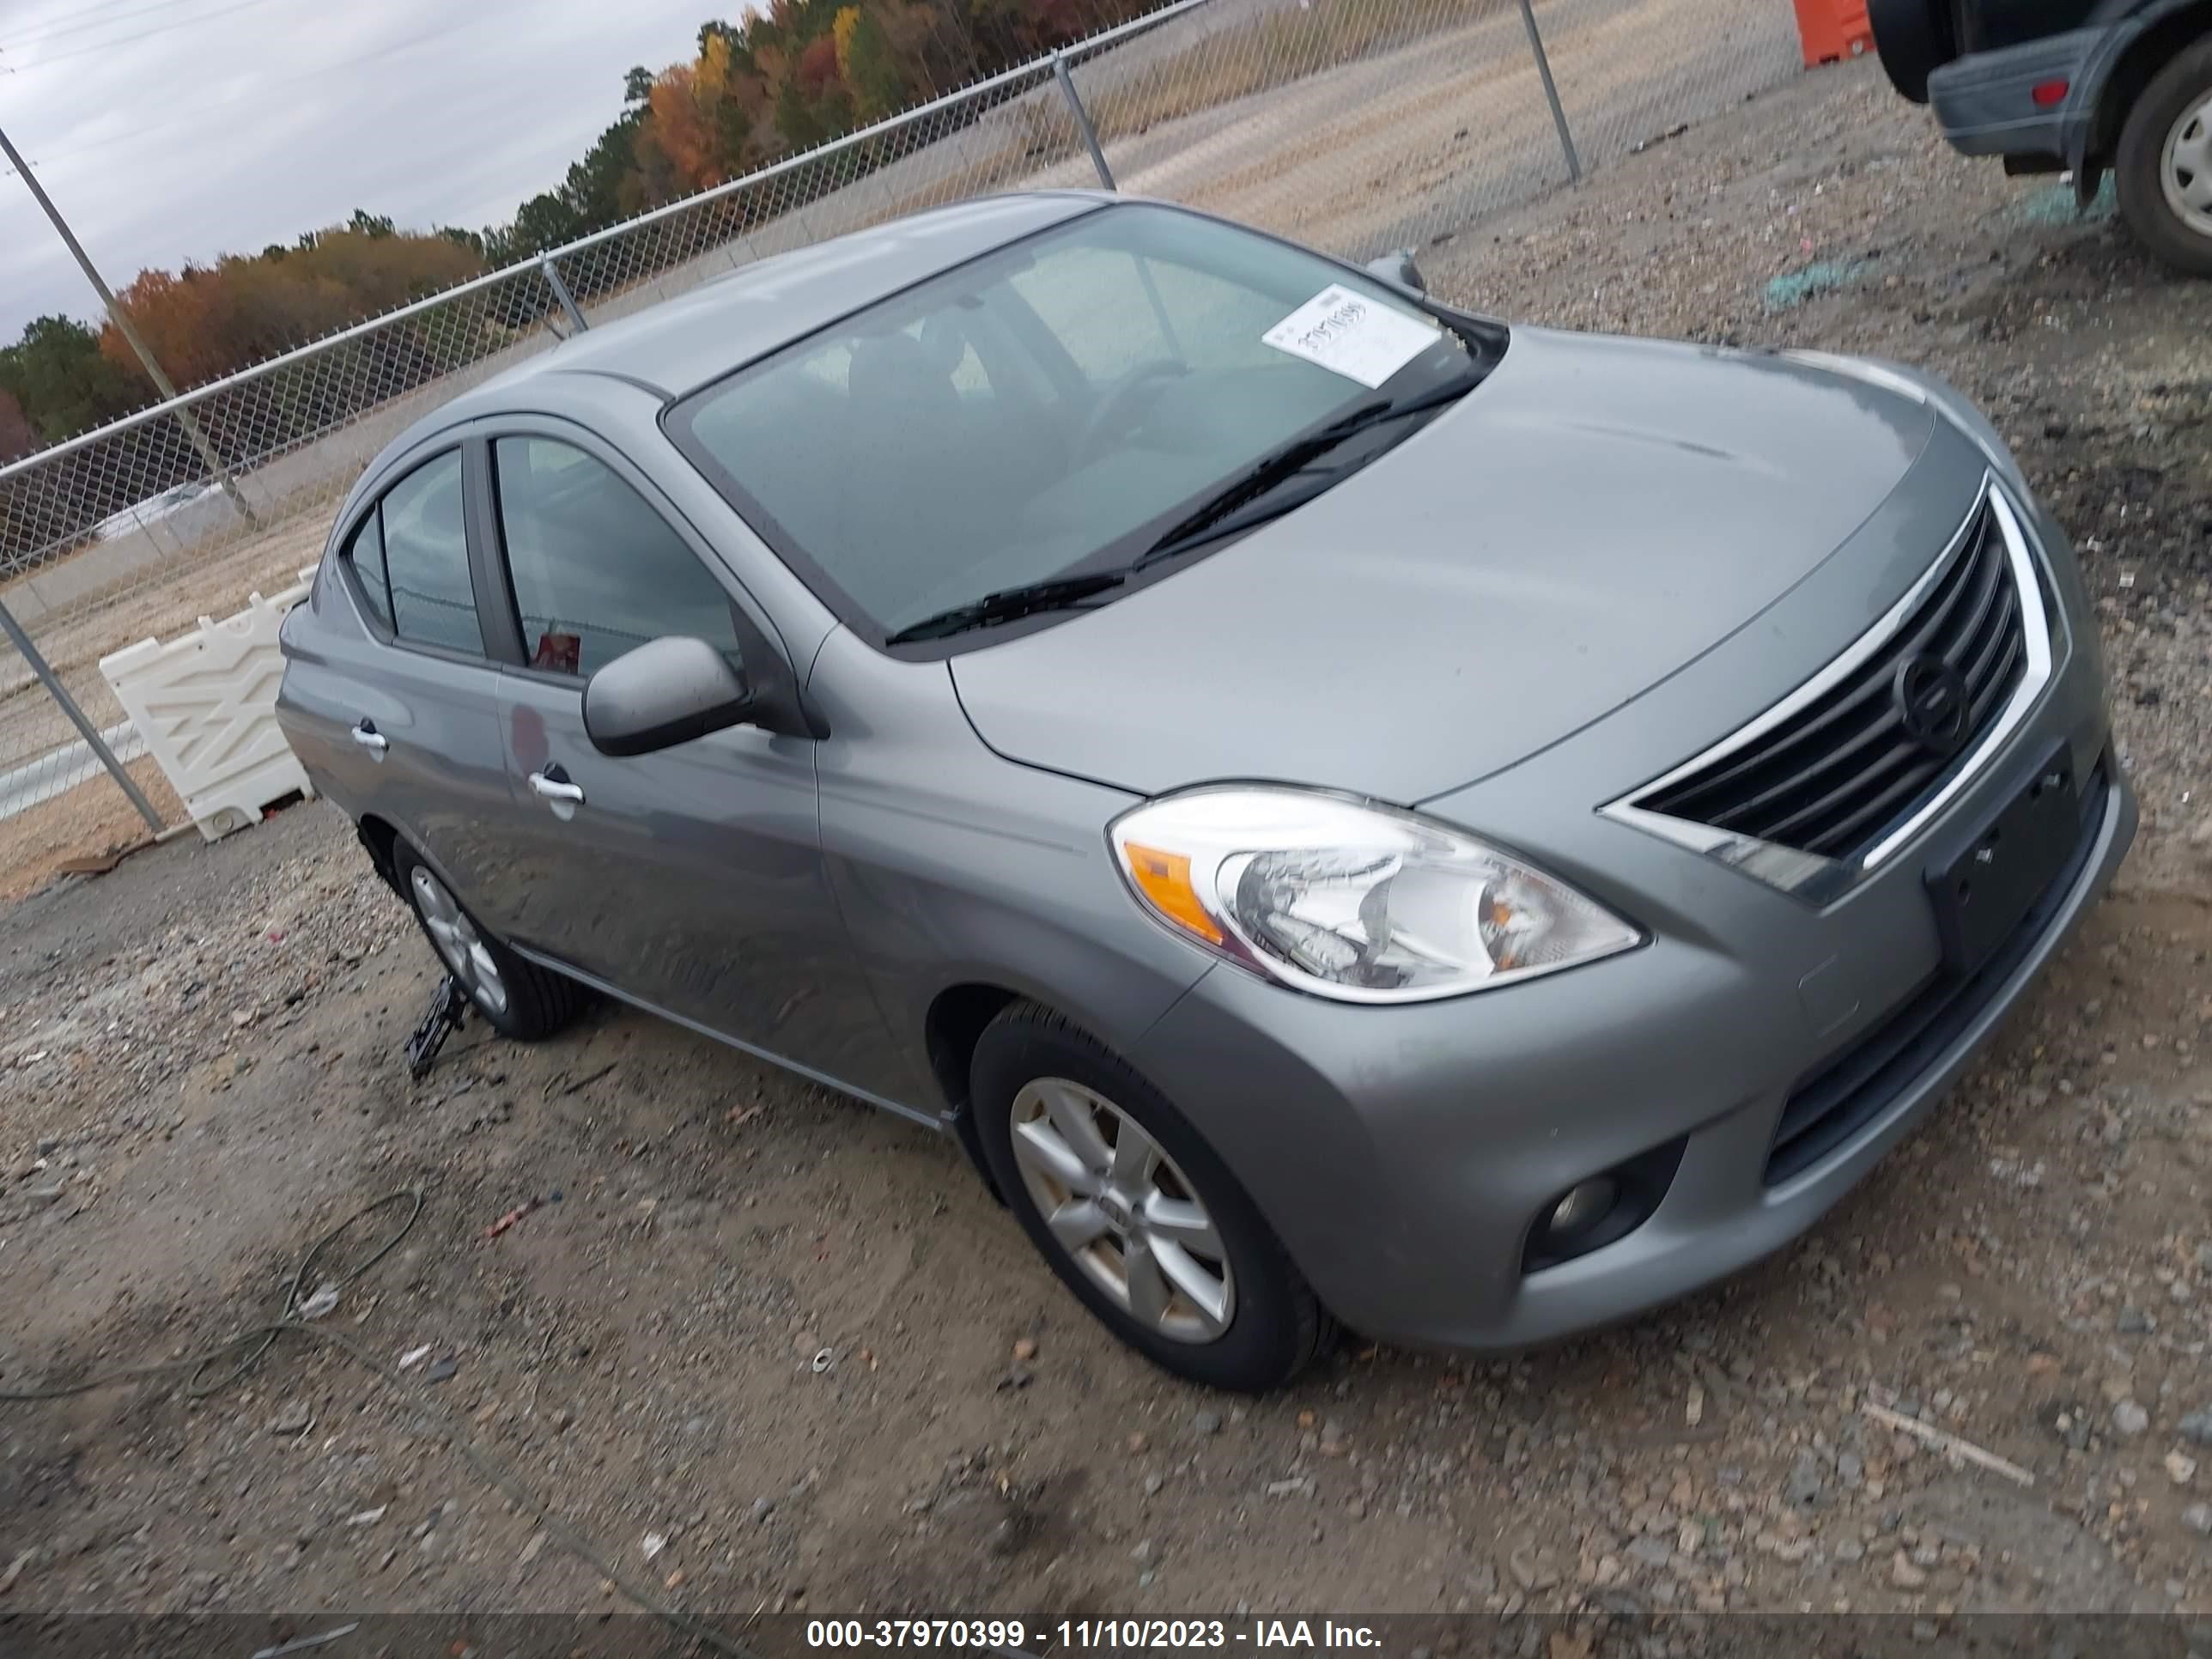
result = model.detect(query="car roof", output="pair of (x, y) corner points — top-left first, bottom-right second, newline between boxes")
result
(446, 191), (1109, 416)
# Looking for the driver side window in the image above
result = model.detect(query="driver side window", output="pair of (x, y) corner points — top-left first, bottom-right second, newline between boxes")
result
(490, 437), (744, 680)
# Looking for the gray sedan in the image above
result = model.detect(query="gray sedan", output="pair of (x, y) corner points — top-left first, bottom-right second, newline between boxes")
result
(277, 191), (2134, 1391)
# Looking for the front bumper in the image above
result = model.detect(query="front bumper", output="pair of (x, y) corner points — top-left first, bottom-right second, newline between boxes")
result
(1127, 462), (2134, 1352)
(1927, 28), (2100, 160)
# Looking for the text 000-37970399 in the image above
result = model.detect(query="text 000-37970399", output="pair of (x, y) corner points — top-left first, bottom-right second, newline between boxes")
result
(805, 1622), (1031, 1648)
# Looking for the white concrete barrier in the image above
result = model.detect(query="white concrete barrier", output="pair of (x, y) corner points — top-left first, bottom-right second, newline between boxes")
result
(97, 566), (319, 842)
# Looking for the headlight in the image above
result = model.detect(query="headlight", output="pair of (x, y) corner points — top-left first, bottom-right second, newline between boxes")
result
(1109, 787), (1640, 1004)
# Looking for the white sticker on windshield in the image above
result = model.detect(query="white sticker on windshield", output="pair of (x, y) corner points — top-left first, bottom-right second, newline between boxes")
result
(1261, 284), (1442, 387)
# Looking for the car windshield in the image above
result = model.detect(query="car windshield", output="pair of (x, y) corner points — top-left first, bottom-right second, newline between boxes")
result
(672, 204), (1481, 643)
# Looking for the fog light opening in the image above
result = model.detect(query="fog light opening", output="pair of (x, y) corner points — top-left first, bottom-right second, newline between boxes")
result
(1545, 1176), (1617, 1243)
(1521, 1137), (1687, 1275)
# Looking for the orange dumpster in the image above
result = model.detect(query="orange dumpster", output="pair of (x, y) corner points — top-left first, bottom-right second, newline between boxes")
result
(1793, 0), (1874, 68)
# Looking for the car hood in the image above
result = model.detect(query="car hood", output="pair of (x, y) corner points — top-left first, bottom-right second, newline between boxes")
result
(951, 325), (1937, 803)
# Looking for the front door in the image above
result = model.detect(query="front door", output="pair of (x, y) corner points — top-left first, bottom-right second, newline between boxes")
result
(470, 429), (897, 1095)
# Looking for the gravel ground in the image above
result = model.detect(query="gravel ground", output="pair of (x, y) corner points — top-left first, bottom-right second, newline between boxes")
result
(4, 58), (2212, 1637)
(1058, 0), (1802, 261)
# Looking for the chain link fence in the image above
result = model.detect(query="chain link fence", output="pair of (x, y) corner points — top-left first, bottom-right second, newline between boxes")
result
(0, 0), (1806, 879)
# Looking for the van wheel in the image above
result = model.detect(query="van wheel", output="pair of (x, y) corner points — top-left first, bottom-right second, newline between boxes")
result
(2117, 38), (2212, 277)
(394, 842), (589, 1042)
(969, 1000), (1334, 1393)
(1869, 0), (1957, 104)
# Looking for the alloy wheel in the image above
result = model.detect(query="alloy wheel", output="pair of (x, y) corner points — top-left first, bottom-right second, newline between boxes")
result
(2163, 90), (2212, 237)
(410, 866), (510, 1017)
(1007, 1077), (1235, 1343)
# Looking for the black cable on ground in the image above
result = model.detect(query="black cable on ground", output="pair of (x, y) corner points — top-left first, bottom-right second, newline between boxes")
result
(0, 1189), (756, 1658)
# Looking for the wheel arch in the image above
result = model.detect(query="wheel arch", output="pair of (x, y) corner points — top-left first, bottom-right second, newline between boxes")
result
(922, 977), (1196, 1205)
(925, 981), (1025, 1200)
(2076, 0), (2212, 167)
(356, 812), (404, 896)
(356, 815), (477, 915)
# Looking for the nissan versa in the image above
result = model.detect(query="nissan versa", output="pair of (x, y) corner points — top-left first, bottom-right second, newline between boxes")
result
(276, 192), (2135, 1391)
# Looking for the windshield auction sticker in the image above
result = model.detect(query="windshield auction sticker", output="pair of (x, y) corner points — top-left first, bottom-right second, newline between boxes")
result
(1261, 284), (1441, 386)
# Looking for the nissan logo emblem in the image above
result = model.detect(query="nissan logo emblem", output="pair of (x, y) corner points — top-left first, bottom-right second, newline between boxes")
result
(1893, 653), (1972, 757)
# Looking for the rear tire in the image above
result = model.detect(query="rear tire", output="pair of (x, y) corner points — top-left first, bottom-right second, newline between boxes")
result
(2116, 38), (2212, 278)
(393, 842), (589, 1042)
(969, 1000), (1334, 1393)
(1869, 0), (1957, 105)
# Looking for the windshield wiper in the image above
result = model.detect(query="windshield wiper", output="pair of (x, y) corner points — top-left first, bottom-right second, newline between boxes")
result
(884, 572), (1127, 644)
(1133, 366), (1488, 571)
(879, 365), (1489, 646)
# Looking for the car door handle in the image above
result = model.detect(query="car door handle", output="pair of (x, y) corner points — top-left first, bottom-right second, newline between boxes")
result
(528, 770), (585, 806)
(351, 720), (388, 757)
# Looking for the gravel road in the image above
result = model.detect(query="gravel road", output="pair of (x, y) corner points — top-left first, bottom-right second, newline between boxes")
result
(3, 58), (2211, 1638)
(1069, 0), (1802, 259)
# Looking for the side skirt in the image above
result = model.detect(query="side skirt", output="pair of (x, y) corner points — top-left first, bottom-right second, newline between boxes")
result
(507, 943), (950, 1133)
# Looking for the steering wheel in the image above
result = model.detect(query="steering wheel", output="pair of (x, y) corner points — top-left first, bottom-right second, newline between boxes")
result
(1072, 360), (1189, 462)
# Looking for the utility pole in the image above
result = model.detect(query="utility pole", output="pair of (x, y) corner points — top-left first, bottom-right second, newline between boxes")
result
(0, 120), (255, 524)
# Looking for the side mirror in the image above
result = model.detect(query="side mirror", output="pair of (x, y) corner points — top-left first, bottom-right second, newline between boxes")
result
(1362, 249), (1426, 295)
(583, 635), (752, 757)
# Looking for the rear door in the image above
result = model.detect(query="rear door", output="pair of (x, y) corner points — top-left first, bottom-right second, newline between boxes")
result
(467, 422), (895, 1091)
(284, 447), (513, 910)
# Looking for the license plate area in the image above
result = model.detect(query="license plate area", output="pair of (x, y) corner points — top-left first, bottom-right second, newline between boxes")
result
(1926, 744), (2077, 975)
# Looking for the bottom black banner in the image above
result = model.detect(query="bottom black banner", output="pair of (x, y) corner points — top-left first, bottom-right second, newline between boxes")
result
(1, 1613), (2210, 1659)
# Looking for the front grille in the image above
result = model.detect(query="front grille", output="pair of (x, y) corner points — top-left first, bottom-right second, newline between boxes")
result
(1641, 494), (2027, 863)
(1763, 758), (2108, 1186)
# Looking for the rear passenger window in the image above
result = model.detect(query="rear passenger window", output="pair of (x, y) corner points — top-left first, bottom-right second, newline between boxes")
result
(492, 437), (744, 678)
(343, 511), (392, 630)
(380, 452), (483, 655)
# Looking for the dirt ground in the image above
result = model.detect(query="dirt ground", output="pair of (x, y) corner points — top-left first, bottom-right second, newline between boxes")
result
(1085, 0), (1799, 263)
(0, 757), (179, 908)
(5, 58), (2212, 1638)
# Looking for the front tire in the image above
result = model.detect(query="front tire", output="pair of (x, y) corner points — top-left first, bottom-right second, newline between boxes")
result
(393, 842), (588, 1042)
(2117, 39), (2212, 277)
(969, 1000), (1332, 1393)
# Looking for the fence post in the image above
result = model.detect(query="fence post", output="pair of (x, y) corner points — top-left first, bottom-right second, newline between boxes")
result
(540, 258), (590, 334)
(1054, 51), (1115, 191)
(0, 592), (165, 835)
(1517, 0), (1583, 184)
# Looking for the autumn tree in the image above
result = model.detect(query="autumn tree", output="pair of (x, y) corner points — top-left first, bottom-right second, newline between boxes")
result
(3, 0), (1177, 465)
(645, 63), (723, 191)
(97, 227), (483, 393)
(840, 4), (911, 121)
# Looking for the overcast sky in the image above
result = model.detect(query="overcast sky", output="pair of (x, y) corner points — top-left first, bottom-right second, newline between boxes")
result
(0, 0), (732, 338)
